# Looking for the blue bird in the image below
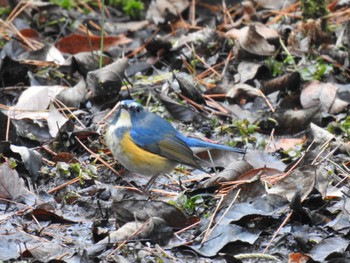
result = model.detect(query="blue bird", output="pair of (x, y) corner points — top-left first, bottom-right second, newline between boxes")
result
(105, 100), (245, 189)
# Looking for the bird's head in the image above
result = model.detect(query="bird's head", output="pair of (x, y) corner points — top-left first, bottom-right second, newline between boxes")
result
(111, 100), (146, 129)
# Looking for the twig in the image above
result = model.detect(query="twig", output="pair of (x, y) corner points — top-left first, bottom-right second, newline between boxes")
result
(6, 108), (11, 141)
(270, 140), (315, 184)
(47, 177), (81, 194)
(6, 0), (33, 24)
(265, 128), (276, 152)
(184, 42), (221, 78)
(75, 136), (121, 176)
(53, 98), (86, 128)
(311, 137), (336, 165)
(96, 101), (120, 126)
(263, 211), (293, 253)
(201, 194), (224, 244)
(256, 89), (275, 112)
(175, 220), (201, 235)
(213, 188), (240, 227)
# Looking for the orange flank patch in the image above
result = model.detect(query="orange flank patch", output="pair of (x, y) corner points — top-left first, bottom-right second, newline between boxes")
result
(120, 132), (174, 173)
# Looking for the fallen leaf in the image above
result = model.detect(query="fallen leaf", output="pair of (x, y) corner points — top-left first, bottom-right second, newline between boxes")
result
(0, 163), (26, 200)
(56, 34), (132, 54)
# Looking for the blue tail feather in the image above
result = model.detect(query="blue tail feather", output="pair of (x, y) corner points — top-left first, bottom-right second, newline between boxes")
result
(178, 134), (245, 154)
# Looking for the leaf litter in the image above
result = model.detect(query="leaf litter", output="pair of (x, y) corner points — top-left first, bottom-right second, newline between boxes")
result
(0, 0), (350, 262)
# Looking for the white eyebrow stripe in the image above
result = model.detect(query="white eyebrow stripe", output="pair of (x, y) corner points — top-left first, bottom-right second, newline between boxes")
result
(131, 102), (140, 108)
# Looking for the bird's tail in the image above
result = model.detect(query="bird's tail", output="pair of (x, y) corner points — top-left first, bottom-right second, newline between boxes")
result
(181, 136), (246, 154)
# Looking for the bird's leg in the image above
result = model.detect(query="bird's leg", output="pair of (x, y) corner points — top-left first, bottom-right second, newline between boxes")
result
(206, 149), (218, 175)
(144, 174), (160, 192)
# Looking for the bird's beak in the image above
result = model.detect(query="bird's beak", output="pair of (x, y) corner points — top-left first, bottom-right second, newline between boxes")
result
(117, 101), (129, 110)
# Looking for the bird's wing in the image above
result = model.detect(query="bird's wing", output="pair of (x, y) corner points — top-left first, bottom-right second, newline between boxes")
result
(130, 128), (203, 170)
(157, 135), (203, 170)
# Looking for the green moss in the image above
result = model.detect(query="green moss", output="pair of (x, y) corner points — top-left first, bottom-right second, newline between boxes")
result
(110, 0), (144, 19)
(50, 0), (75, 10)
(301, 0), (329, 20)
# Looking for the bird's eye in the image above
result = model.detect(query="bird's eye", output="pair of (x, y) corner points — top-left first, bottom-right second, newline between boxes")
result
(135, 106), (142, 113)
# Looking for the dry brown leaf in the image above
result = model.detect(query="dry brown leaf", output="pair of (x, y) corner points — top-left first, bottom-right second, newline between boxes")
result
(56, 34), (132, 54)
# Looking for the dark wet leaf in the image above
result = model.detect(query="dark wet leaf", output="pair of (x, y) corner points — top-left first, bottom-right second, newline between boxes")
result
(0, 56), (30, 87)
(326, 192), (350, 232)
(290, 190), (330, 225)
(259, 105), (321, 133)
(173, 73), (205, 104)
(219, 194), (289, 224)
(268, 165), (317, 202)
(86, 58), (128, 111)
(201, 160), (253, 188)
(86, 58), (127, 94)
(308, 236), (349, 262)
(261, 71), (301, 96)
(189, 224), (261, 257)
(337, 83), (350, 101)
(112, 199), (188, 228)
(31, 208), (76, 224)
(11, 119), (52, 142)
(220, 178), (268, 209)
(220, 178), (288, 224)
(157, 93), (205, 124)
(245, 150), (286, 171)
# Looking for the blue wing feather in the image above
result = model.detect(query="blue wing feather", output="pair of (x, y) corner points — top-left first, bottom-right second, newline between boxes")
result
(129, 112), (203, 169)
(129, 112), (177, 148)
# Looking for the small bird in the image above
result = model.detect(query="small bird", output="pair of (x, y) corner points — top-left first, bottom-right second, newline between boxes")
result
(105, 100), (245, 189)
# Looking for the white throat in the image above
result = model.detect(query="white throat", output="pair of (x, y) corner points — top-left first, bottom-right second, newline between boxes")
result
(113, 109), (132, 129)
